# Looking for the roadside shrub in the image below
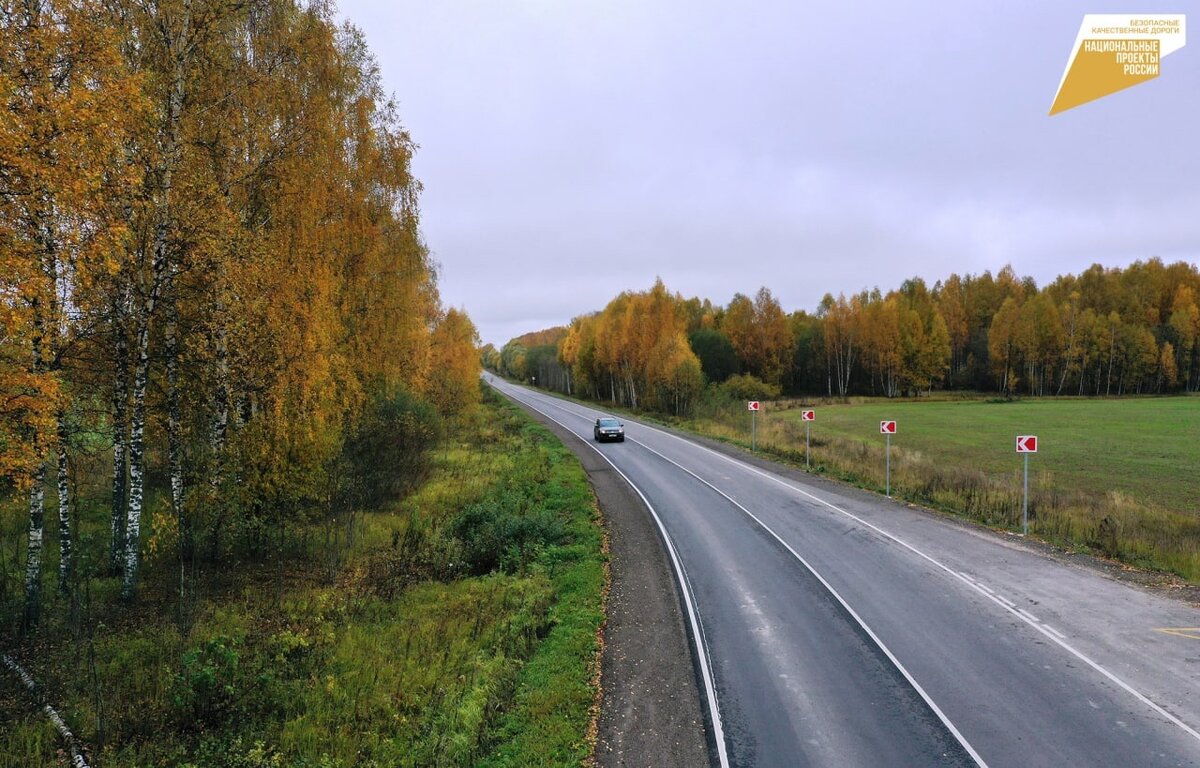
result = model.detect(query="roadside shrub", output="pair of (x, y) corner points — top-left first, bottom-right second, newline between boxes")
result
(341, 386), (442, 510)
(187, 738), (287, 768)
(450, 495), (566, 575)
(170, 636), (244, 729)
(363, 522), (464, 596)
(719, 373), (781, 402)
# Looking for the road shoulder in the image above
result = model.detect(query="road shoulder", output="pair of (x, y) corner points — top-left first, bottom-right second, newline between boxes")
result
(505, 396), (713, 768)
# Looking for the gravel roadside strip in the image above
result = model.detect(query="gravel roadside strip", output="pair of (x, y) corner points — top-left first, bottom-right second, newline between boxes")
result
(504, 395), (713, 768)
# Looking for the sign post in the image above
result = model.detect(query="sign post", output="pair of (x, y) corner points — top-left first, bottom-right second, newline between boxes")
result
(1016, 435), (1038, 534)
(801, 409), (815, 469)
(880, 420), (897, 496)
(747, 401), (760, 451)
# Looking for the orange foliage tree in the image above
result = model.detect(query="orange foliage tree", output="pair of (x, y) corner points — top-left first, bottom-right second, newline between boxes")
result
(555, 280), (702, 414)
(511, 260), (1200, 407)
(2, 0), (479, 616)
(427, 309), (482, 415)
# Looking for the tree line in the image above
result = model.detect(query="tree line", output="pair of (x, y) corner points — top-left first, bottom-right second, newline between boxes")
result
(488, 259), (1200, 411)
(1, 0), (480, 628)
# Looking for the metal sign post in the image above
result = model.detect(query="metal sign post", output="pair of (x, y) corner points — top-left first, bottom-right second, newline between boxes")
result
(801, 409), (815, 469)
(748, 401), (760, 451)
(880, 421), (896, 497)
(1023, 453), (1029, 534)
(1016, 435), (1038, 535)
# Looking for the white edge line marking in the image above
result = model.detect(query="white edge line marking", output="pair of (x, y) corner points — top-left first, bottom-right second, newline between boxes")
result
(1016, 609), (1040, 624)
(591, 397), (1200, 745)
(618, 428), (991, 767)
(975, 583), (994, 595)
(497, 384), (988, 765)
(490, 382), (731, 768)
(508, 384), (1200, 746)
(1044, 625), (1067, 640)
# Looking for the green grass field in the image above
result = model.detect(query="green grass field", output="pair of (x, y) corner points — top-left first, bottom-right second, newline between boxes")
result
(773, 396), (1200, 514)
(660, 390), (1200, 580)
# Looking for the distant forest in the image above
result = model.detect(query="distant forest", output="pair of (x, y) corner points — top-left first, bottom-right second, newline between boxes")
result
(486, 259), (1200, 413)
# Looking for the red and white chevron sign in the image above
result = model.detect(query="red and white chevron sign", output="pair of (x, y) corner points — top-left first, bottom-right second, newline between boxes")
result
(880, 420), (896, 434)
(801, 409), (815, 422)
(747, 401), (760, 411)
(1016, 435), (1038, 453)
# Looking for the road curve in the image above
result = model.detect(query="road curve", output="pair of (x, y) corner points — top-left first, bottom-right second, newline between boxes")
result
(490, 378), (1200, 768)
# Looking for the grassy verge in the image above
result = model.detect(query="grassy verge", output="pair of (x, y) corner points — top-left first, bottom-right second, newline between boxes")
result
(688, 394), (1200, 581)
(0, 388), (606, 767)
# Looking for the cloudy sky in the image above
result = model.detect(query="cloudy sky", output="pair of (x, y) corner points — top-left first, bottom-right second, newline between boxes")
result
(335, 1), (1198, 347)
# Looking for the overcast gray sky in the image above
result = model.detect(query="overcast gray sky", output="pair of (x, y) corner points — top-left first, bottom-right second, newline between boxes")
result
(335, 1), (1199, 347)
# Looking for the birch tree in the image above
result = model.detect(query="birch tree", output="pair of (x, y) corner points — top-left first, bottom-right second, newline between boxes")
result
(426, 309), (482, 415)
(988, 297), (1022, 395)
(1, 0), (136, 620)
(819, 293), (859, 399)
(722, 288), (792, 386)
(116, 0), (239, 600)
(1, 0), (470, 620)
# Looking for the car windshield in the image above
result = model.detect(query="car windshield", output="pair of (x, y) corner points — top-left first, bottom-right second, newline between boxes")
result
(598, 418), (620, 427)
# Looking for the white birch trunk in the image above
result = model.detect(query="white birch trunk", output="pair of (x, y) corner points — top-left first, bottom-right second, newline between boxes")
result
(841, 339), (855, 398)
(122, 311), (151, 601)
(25, 463), (46, 628)
(1106, 333), (1115, 396)
(56, 412), (71, 594)
(2, 653), (91, 768)
(165, 300), (185, 533)
(25, 303), (46, 627)
(211, 302), (230, 467)
(122, 3), (191, 600)
(110, 313), (129, 573)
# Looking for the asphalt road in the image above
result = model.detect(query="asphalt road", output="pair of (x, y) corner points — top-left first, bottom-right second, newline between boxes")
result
(488, 377), (1200, 768)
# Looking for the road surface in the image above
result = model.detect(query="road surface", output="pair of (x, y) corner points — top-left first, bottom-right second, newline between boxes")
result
(490, 378), (1200, 768)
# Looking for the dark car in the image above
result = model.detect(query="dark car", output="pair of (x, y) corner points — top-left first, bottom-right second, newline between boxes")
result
(594, 417), (625, 443)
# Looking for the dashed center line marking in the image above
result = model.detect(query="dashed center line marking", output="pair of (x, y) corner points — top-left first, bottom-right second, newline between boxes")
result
(503, 383), (1200, 748)
(619, 425), (990, 767)
(611, 399), (1200, 746)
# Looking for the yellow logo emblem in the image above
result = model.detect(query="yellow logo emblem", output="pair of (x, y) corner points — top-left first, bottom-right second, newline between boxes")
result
(1050, 15), (1186, 115)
